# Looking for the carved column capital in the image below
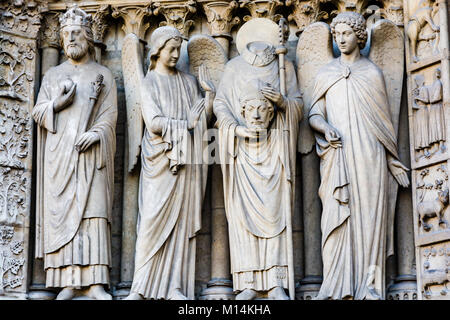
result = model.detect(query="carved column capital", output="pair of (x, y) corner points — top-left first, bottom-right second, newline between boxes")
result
(40, 11), (60, 49)
(239, 0), (284, 22)
(111, 4), (152, 40)
(152, 0), (197, 38)
(84, 4), (110, 44)
(202, 1), (240, 39)
(329, 0), (369, 15)
(286, 0), (328, 34)
(380, 0), (403, 26)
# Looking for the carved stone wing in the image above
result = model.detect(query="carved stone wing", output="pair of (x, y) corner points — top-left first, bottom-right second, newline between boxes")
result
(368, 19), (404, 257)
(296, 22), (334, 154)
(368, 19), (404, 134)
(122, 33), (145, 173)
(187, 34), (228, 89)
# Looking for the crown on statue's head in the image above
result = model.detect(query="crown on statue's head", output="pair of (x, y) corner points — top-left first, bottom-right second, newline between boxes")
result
(59, 6), (92, 29)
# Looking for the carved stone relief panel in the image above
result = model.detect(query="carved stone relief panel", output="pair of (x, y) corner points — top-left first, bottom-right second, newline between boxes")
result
(405, 0), (441, 64)
(0, 0), (43, 299)
(419, 242), (450, 299)
(410, 66), (446, 166)
(405, 0), (450, 300)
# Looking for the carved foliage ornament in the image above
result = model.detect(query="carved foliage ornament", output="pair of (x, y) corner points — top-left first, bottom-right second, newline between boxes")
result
(111, 5), (152, 40)
(286, 0), (328, 33)
(0, 0), (45, 38)
(153, 1), (197, 38)
(40, 12), (60, 49)
(239, 0), (284, 22)
(202, 1), (240, 38)
(0, 226), (25, 294)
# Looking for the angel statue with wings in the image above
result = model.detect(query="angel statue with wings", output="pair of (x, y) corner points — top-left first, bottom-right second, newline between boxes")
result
(214, 18), (303, 300)
(297, 12), (409, 300)
(121, 26), (221, 300)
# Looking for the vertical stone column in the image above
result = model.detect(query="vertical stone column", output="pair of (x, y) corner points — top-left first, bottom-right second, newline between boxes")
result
(86, 4), (110, 64)
(110, 4), (152, 299)
(387, 82), (418, 300)
(375, 2), (418, 299)
(0, 0), (45, 300)
(28, 9), (60, 300)
(199, 2), (239, 299)
(39, 12), (60, 79)
(296, 151), (323, 299)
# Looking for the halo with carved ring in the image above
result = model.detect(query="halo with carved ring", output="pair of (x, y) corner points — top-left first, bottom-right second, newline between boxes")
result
(235, 18), (279, 55)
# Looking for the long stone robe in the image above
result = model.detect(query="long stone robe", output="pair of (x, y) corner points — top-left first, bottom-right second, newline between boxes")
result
(428, 78), (445, 144)
(32, 60), (117, 288)
(309, 57), (400, 300)
(214, 46), (302, 292)
(413, 85), (430, 150)
(130, 70), (208, 299)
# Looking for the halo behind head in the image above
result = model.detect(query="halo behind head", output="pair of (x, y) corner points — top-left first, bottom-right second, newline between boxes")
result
(236, 18), (279, 55)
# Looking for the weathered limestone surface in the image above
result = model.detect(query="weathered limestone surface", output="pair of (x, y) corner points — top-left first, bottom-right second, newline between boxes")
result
(0, 0), (449, 300)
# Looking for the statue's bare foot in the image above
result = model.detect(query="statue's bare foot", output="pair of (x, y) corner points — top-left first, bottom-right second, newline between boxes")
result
(235, 289), (257, 300)
(56, 288), (76, 300)
(168, 288), (188, 300)
(87, 284), (112, 300)
(124, 292), (144, 300)
(268, 286), (289, 300)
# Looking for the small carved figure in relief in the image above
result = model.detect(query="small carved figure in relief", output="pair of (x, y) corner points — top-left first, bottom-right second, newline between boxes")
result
(122, 26), (217, 300)
(301, 12), (408, 300)
(32, 7), (117, 300)
(422, 249), (450, 298)
(412, 74), (431, 159)
(428, 68), (445, 153)
(406, 0), (440, 62)
(418, 187), (449, 231)
(214, 18), (303, 300)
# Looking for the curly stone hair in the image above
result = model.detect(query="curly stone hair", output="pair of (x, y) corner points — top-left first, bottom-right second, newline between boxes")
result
(330, 12), (368, 49)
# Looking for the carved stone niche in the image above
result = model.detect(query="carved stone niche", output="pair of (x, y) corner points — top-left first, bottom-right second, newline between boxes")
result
(405, 0), (441, 64)
(410, 66), (446, 168)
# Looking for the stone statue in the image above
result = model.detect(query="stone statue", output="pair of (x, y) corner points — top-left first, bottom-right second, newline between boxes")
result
(428, 68), (445, 152)
(122, 27), (219, 300)
(32, 6), (117, 300)
(213, 18), (303, 300)
(300, 12), (409, 300)
(413, 74), (431, 158)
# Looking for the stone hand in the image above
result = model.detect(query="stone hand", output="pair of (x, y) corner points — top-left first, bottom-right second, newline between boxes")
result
(199, 64), (215, 93)
(54, 82), (76, 112)
(75, 131), (100, 152)
(235, 125), (266, 139)
(388, 158), (410, 188)
(261, 86), (284, 108)
(324, 125), (342, 148)
(187, 99), (205, 130)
